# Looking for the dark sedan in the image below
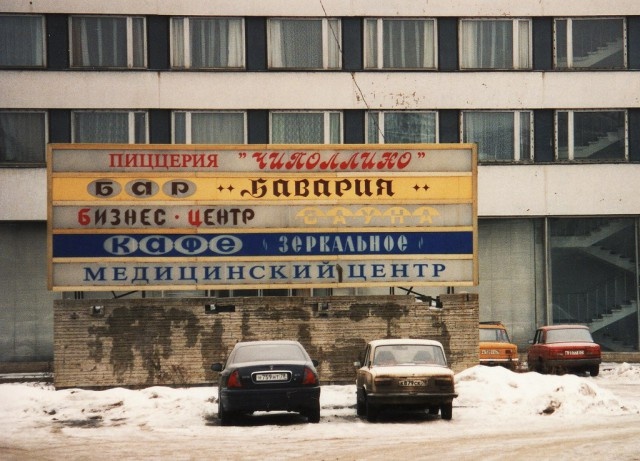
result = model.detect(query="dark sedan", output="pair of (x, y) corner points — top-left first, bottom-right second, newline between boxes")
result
(211, 340), (321, 425)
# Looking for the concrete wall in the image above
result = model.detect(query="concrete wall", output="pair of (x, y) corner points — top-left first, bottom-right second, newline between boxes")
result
(53, 294), (479, 388)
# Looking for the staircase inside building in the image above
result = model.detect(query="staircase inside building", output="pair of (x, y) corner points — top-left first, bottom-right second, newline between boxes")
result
(552, 219), (638, 351)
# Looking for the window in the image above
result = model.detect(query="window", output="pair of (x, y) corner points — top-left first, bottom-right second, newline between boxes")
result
(555, 18), (625, 69)
(268, 18), (341, 69)
(549, 217), (637, 351)
(460, 19), (531, 69)
(173, 111), (246, 143)
(70, 16), (146, 68)
(0, 111), (47, 165)
(556, 110), (626, 161)
(72, 111), (148, 143)
(270, 111), (341, 143)
(462, 111), (533, 162)
(367, 111), (437, 143)
(171, 17), (244, 69)
(0, 15), (45, 68)
(364, 18), (436, 69)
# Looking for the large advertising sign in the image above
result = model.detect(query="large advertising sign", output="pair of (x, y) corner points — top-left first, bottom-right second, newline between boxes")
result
(47, 144), (477, 291)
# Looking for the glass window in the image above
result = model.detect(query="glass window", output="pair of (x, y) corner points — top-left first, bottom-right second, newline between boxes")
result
(365, 18), (436, 69)
(173, 111), (246, 143)
(0, 111), (47, 165)
(0, 15), (45, 68)
(268, 18), (341, 69)
(555, 18), (625, 69)
(70, 16), (146, 68)
(367, 111), (437, 143)
(171, 17), (244, 69)
(271, 111), (341, 143)
(462, 111), (532, 162)
(555, 110), (626, 161)
(72, 111), (148, 143)
(549, 217), (637, 351)
(460, 19), (531, 69)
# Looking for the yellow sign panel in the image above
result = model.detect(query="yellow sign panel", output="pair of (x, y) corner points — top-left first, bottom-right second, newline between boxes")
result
(51, 174), (472, 203)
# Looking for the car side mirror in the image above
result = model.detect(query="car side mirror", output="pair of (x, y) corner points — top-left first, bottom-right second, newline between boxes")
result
(312, 359), (319, 367)
(353, 361), (361, 368)
(528, 340), (534, 345)
(211, 363), (223, 372)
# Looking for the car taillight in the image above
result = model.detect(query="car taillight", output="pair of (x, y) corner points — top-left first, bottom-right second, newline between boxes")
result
(302, 367), (318, 386)
(227, 370), (242, 388)
(374, 377), (393, 386)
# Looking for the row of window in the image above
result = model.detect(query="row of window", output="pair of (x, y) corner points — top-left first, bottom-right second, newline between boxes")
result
(0, 14), (628, 70)
(0, 109), (629, 165)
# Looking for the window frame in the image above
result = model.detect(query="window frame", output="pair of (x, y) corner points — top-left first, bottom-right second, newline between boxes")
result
(554, 109), (628, 162)
(364, 17), (438, 70)
(0, 110), (48, 167)
(365, 111), (439, 144)
(269, 110), (343, 144)
(459, 18), (532, 70)
(170, 16), (245, 69)
(267, 17), (342, 70)
(553, 17), (627, 70)
(71, 110), (149, 143)
(171, 110), (247, 144)
(460, 110), (534, 163)
(69, 15), (147, 69)
(0, 14), (46, 68)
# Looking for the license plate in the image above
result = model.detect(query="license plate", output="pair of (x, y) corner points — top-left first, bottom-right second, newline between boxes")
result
(565, 350), (585, 355)
(254, 372), (289, 382)
(399, 379), (425, 387)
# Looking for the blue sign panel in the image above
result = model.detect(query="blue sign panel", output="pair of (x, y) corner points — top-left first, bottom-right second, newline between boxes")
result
(52, 231), (473, 258)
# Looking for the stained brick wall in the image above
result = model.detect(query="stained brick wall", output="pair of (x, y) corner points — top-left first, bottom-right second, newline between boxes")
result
(53, 294), (479, 389)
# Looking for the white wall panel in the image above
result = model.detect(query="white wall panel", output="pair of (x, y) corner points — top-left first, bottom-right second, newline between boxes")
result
(3, 0), (640, 17)
(3, 71), (640, 110)
(3, 165), (639, 220)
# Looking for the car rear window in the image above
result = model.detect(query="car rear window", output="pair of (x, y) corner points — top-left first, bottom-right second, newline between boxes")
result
(546, 328), (594, 343)
(233, 344), (306, 363)
(480, 328), (510, 342)
(373, 344), (445, 366)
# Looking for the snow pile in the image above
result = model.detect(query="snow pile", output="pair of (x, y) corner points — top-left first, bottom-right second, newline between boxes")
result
(455, 365), (637, 416)
(601, 362), (640, 381)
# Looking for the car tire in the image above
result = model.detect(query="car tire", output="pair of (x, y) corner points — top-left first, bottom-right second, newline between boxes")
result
(305, 404), (321, 423)
(428, 406), (439, 416)
(218, 400), (233, 426)
(590, 365), (600, 377)
(356, 391), (366, 417)
(365, 398), (379, 423)
(440, 402), (453, 421)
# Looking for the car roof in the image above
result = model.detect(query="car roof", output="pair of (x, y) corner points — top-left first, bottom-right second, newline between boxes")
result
(368, 338), (443, 348)
(233, 340), (302, 348)
(537, 324), (589, 331)
(479, 322), (506, 329)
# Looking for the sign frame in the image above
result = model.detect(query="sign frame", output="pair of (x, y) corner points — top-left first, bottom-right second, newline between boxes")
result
(47, 143), (478, 291)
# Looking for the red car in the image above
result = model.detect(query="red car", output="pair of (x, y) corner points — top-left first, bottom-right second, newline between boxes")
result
(527, 325), (601, 376)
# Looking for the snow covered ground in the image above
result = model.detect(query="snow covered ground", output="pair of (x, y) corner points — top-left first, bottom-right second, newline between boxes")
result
(1, 363), (639, 460)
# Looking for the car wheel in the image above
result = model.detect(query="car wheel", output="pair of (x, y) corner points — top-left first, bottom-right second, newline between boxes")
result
(428, 406), (439, 416)
(305, 404), (321, 423)
(356, 391), (366, 417)
(440, 402), (453, 421)
(365, 398), (379, 423)
(218, 400), (233, 426)
(590, 365), (600, 377)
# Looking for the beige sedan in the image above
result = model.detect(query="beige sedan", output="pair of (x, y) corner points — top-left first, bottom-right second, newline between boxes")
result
(355, 338), (458, 422)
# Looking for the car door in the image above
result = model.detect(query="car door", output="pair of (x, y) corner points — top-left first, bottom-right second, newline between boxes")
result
(356, 345), (372, 389)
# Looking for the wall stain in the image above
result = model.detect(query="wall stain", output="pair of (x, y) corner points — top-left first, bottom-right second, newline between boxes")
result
(87, 305), (203, 385)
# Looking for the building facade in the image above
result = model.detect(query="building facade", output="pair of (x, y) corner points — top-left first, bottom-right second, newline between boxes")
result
(1, 0), (640, 364)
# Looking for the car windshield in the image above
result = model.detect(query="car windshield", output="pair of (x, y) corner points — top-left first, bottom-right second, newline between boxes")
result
(373, 344), (445, 366)
(546, 328), (594, 344)
(233, 344), (306, 364)
(480, 328), (510, 342)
